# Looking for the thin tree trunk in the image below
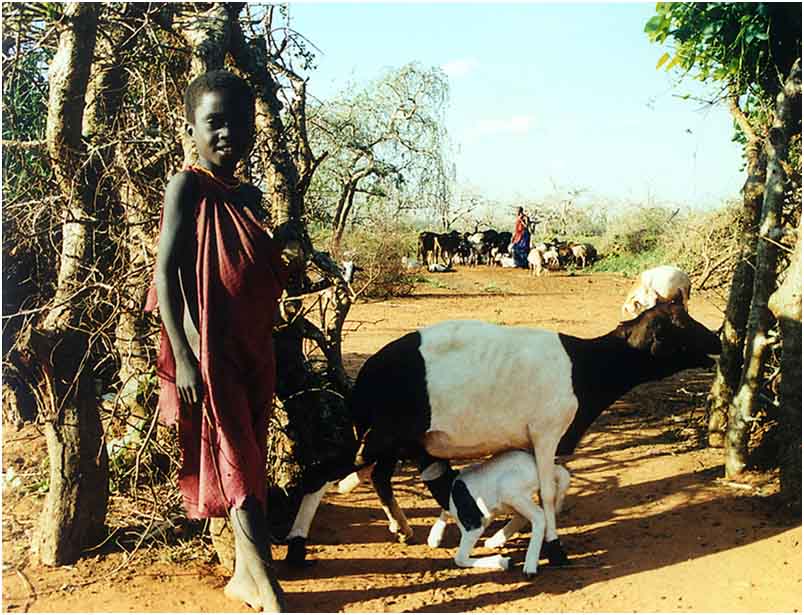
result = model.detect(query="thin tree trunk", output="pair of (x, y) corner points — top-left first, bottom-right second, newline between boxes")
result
(114, 167), (156, 431)
(32, 2), (108, 566)
(769, 220), (802, 511)
(726, 60), (801, 477)
(707, 127), (766, 446)
(332, 184), (357, 253)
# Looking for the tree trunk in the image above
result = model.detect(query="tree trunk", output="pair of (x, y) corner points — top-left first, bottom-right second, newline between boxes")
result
(28, 327), (109, 565)
(726, 60), (801, 477)
(331, 184), (357, 254)
(707, 136), (766, 447)
(114, 165), (157, 432)
(769, 220), (802, 511)
(31, 2), (110, 566)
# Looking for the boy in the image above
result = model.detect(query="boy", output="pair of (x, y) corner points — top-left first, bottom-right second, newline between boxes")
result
(148, 70), (287, 612)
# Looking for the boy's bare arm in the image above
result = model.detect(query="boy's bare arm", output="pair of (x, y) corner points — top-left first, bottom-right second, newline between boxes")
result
(155, 171), (203, 405)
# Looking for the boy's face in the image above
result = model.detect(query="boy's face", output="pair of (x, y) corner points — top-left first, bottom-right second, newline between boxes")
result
(187, 89), (254, 174)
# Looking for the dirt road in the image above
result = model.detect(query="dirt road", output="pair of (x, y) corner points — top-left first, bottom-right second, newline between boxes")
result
(3, 268), (800, 612)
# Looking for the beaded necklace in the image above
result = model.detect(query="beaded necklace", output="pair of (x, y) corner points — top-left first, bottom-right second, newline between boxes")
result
(190, 165), (242, 190)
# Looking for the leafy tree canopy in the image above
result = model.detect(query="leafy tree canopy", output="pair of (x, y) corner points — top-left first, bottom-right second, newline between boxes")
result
(646, 2), (801, 102)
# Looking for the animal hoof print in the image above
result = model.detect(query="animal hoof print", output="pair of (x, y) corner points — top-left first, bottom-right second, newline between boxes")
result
(543, 539), (570, 566)
(285, 536), (311, 568)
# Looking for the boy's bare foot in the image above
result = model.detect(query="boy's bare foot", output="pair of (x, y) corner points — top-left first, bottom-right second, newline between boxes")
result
(224, 574), (261, 610)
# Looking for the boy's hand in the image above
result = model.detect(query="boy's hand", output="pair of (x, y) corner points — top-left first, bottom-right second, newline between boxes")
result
(175, 353), (203, 405)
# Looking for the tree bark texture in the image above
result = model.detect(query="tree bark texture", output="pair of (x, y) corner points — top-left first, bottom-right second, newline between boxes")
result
(707, 135), (766, 447)
(32, 2), (111, 566)
(726, 60), (802, 477)
(769, 220), (802, 511)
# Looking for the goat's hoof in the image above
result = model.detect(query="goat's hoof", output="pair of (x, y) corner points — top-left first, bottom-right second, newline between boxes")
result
(523, 568), (539, 579)
(542, 538), (570, 566)
(396, 532), (415, 545)
(498, 556), (511, 571)
(285, 536), (314, 568)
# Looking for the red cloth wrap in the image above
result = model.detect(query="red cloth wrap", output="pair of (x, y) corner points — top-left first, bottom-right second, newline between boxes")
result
(511, 214), (526, 245)
(145, 169), (287, 518)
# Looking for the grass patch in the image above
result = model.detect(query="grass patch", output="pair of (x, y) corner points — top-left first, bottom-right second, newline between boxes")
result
(420, 276), (455, 291)
(591, 248), (667, 277)
(482, 283), (507, 293)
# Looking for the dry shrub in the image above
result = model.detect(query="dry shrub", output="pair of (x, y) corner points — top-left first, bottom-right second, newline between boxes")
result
(344, 226), (418, 299)
(598, 205), (677, 257)
(661, 202), (743, 291)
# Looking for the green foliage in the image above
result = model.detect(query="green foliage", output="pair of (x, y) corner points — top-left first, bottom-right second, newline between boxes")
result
(646, 3), (801, 151)
(591, 247), (668, 277)
(645, 3), (800, 99)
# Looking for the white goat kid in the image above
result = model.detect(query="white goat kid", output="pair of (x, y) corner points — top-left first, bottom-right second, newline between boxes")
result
(427, 451), (571, 576)
(622, 265), (691, 319)
(527, 247), (545, 277)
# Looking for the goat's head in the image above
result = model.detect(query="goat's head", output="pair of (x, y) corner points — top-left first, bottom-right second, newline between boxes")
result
(617, 302), (721, 371)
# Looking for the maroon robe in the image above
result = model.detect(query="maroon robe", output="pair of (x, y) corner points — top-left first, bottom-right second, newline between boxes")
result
(146, 167), (287, 518)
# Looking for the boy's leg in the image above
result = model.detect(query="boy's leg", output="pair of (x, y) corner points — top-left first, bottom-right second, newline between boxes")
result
(224, 516), (260, 608)
(230, 496), (285, 613)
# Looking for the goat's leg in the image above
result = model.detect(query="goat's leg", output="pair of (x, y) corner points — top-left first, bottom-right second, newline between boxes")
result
(371, 455), (413, 542)
(427, 510), (451, 548)
(528, 428), (569, 566)
(484, 512), (528, 549)
(454, 527), (509, 570)
(285, 482), (332, 567)
(506, 496), (546, 577)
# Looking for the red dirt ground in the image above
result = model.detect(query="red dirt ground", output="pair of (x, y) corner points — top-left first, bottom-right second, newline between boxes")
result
(2, 268), (801, 613)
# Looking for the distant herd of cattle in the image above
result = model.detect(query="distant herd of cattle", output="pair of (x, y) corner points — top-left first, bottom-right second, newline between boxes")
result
(417, 229), (598, 273)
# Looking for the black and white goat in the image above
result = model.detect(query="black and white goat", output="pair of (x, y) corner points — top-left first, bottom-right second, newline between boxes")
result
(286, 302), (720, 566)
(426, 450), (571, 576)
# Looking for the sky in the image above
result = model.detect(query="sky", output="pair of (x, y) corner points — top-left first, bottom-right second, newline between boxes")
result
(287, 2), (746, 211)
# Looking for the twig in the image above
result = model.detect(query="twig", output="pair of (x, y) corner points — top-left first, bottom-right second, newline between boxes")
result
(15, 568), (36, 612)
(760, 233), (795, 254)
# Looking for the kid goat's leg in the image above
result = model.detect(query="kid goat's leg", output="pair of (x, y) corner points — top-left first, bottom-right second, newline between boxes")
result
(454, 527), (509, 571)
(484, 512), (528, 549)
(428, 510), (450, 548)
(507, 495), (546, 577)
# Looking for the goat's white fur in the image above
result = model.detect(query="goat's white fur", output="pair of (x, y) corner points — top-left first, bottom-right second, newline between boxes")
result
(416, 320), (577, 546)
(622, 265), (691, 319)
(427, 451), (571, 575)
(527, 247), (545, 276)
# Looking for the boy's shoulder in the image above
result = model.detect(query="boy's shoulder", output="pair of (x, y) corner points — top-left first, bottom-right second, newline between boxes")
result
(165, 169), (200, 196)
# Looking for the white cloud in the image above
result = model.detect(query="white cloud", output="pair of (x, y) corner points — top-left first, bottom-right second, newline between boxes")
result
(441, 58), (479, 78)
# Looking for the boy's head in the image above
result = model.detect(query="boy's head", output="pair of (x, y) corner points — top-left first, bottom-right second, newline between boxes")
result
(184, 70), (255, 124)
(184, 70), (256, 172)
